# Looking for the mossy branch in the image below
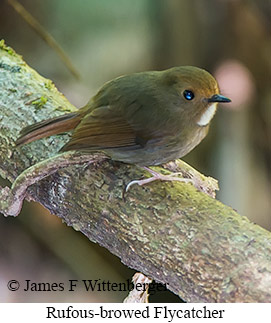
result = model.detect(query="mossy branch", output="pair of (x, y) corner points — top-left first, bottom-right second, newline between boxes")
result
(1, 40), (271, 302)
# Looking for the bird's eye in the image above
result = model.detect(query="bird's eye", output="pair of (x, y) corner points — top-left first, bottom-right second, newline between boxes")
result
(183, 90), (194, 101)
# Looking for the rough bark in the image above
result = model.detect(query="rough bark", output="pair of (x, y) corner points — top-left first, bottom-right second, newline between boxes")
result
(1, 40), (271, 302)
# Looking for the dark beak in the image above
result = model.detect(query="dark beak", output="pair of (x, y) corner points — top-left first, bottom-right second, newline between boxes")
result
(208, 94), (231, 103)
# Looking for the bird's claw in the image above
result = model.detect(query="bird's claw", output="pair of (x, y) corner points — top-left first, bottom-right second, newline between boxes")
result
(125, 167), (193, 192)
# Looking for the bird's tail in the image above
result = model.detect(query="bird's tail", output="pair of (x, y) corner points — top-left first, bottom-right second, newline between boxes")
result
(15, 112), (81, 146)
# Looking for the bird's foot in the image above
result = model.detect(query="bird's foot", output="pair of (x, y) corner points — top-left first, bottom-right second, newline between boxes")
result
(126, 166), (193, 192)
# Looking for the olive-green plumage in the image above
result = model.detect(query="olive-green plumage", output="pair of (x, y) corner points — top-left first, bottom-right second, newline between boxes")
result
(16, 66), (231, 166)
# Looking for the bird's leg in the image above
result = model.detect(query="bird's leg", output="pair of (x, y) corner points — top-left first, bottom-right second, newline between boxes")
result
(126, 166), (193, 192)
(0, 151), (105, 217)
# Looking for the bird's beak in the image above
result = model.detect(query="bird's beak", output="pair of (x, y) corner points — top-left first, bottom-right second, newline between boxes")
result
(208, 94), (231, 103)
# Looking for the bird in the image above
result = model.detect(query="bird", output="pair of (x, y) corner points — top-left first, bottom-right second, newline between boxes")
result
(16, 66), (231, 189)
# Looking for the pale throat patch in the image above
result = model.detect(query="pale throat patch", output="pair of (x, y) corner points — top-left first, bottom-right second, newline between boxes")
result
(197, 103), (218, 127)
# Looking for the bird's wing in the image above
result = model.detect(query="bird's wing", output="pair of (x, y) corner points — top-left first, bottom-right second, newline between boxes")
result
(60, 104), (142, 152)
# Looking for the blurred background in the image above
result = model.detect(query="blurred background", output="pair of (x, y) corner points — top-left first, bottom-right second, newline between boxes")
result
(0, 0), (271, 302)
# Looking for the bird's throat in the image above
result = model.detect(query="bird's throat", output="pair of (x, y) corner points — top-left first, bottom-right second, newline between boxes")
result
(197, 103), (217, 127)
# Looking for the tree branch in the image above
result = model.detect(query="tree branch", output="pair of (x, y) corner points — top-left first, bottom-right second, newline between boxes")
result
(1, 40), (271, 302)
